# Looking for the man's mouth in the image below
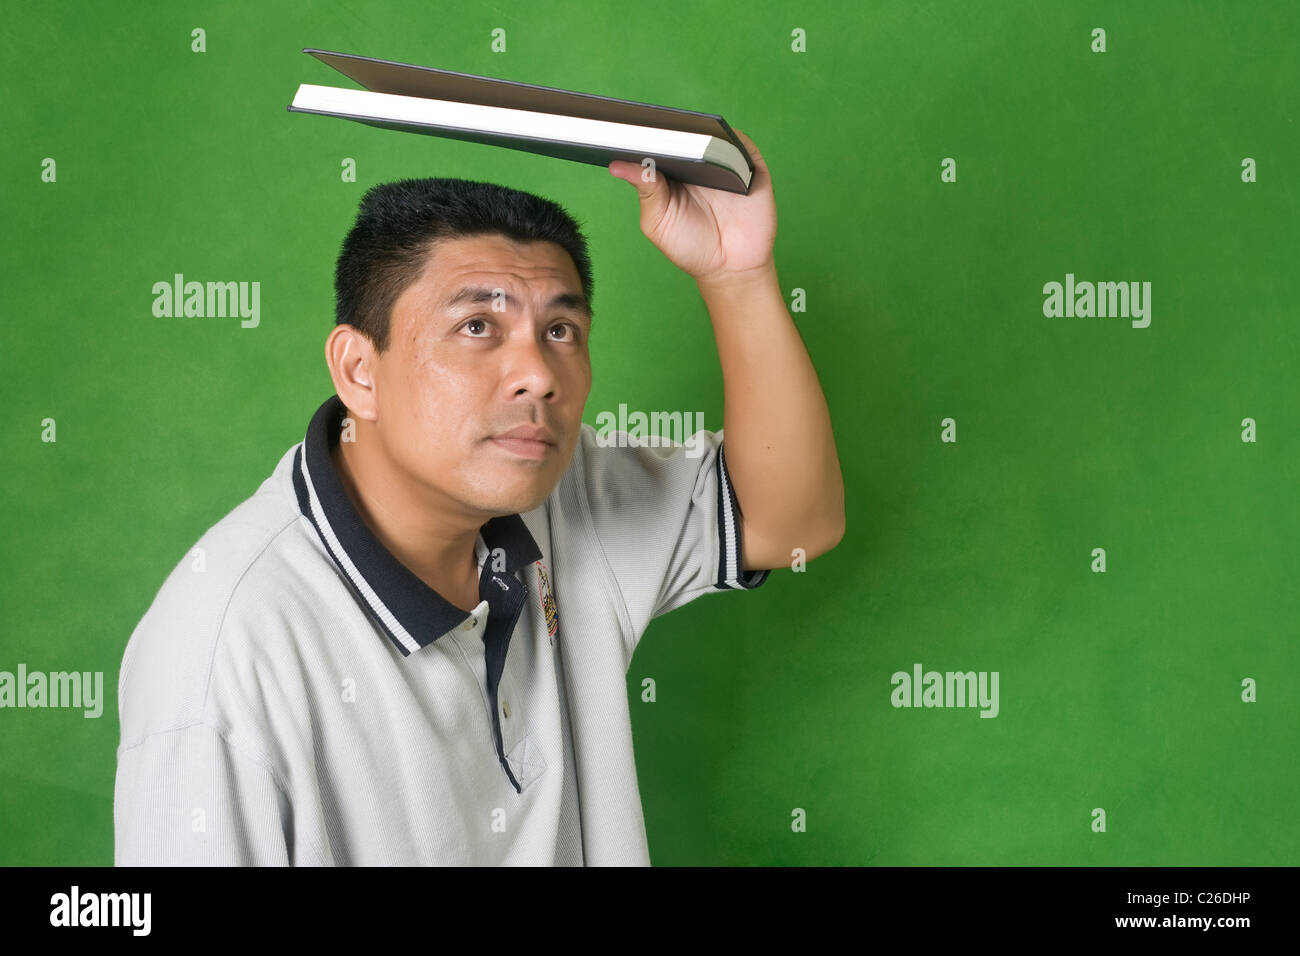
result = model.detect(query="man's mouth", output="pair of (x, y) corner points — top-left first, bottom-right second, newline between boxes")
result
(489, 436), (553, 460)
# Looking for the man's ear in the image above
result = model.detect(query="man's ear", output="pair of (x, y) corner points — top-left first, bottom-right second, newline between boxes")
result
(325, 325), (379, 422)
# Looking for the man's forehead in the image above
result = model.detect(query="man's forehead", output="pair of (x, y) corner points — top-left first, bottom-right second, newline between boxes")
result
(415, 239), (585, 314)
(425, 235), (579, 285)
(388, 236), (589, 331)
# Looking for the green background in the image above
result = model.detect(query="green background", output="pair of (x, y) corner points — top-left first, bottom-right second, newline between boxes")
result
(2, 0), (1296, 865)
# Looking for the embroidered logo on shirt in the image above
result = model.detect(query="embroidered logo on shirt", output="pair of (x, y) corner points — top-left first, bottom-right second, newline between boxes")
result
(537, 561), (558, 641)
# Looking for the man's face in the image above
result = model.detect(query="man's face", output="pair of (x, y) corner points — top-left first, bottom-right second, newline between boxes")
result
(368, 233), (592, 518)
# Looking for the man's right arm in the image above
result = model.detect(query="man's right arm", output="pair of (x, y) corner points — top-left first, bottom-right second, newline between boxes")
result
(114, 721), (297, 866)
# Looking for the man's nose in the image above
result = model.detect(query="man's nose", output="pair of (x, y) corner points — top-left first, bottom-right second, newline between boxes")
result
(499, 325), (560, 398)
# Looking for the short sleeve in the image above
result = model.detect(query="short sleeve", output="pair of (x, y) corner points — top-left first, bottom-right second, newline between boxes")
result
(576, 424), (770, 633)
(114, 722), (296, 866)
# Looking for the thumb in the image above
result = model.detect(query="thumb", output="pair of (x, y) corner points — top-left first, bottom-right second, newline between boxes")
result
(608, 159), (671, 225)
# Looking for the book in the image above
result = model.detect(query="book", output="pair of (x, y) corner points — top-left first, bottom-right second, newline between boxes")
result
(287, 49), (755, 195)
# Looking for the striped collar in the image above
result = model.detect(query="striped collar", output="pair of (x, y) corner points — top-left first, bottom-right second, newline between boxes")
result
(291, 394), (541, 657)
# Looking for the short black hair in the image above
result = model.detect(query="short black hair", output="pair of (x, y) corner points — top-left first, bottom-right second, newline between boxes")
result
(334, 177), (594, 353)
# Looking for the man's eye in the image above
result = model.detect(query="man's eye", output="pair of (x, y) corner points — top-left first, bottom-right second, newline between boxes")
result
(461, 319), (580, 341)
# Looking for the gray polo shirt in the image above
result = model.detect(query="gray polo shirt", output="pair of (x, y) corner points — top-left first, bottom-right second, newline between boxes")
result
(114, 394), (769, 865)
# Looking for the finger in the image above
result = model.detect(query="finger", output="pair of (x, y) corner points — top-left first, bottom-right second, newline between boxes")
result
(609, 158), (671, 224)
(608, 160), (653, 190)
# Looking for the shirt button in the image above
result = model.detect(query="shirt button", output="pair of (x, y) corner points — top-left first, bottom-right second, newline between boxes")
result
(502, 700), (511, 719)
(461, 617), (476, 631)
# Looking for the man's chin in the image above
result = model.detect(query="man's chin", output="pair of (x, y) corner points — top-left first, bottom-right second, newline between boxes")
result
(477, 478), (555, 516)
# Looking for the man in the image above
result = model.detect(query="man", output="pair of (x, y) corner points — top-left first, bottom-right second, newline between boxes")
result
(114, 129), (845, 865)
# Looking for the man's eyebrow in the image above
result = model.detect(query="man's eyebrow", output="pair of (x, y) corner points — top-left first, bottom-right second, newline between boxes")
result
(442, 286), (592, 322)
